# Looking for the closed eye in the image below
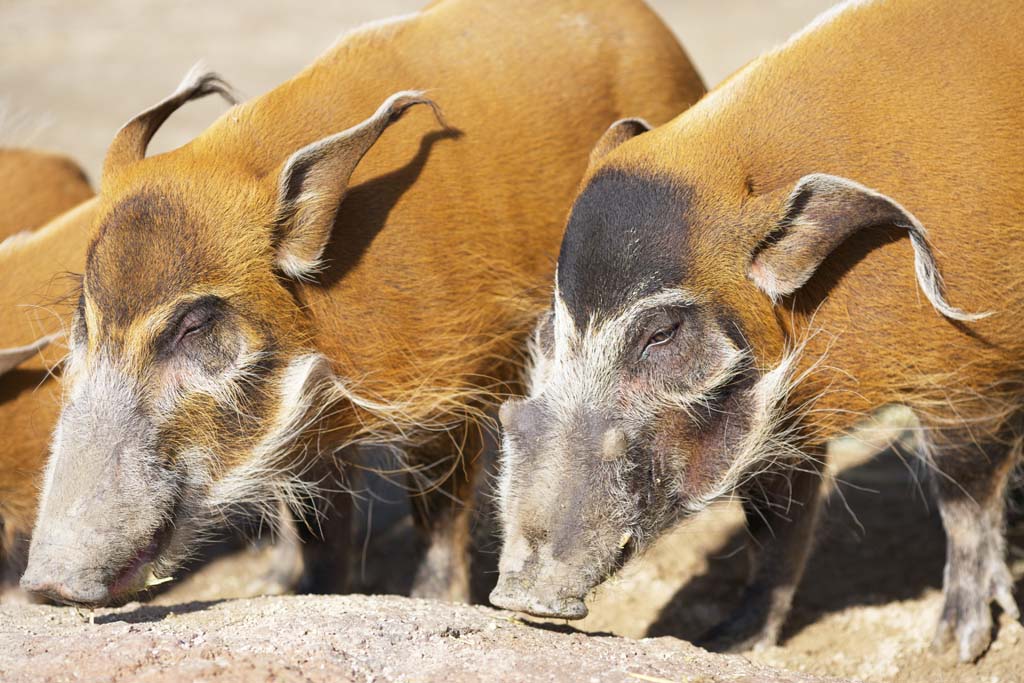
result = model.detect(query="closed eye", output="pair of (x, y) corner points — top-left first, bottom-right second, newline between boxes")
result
(174, 307), (215, 346)
(155, 295), (224, 357)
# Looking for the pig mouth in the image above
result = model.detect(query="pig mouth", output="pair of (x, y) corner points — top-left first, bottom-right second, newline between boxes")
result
(616, 533), (638, 568)
(107, 519), (175, 601)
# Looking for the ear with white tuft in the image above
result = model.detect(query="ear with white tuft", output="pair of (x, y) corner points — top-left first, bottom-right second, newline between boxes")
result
(101, 63), (236, 185)
(588, 118), (651, 169)
(748, 173), (989, 322)
(0, 332), (61, 376)
(271, 91), (444, 280)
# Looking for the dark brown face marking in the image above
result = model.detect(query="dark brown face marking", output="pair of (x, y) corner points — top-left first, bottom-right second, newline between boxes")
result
(86, 192), (222, 328)
(557, 170), (693, 327)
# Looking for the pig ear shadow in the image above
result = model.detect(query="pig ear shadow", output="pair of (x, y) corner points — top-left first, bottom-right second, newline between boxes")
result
(0, 368), (53, 406)
(311, 127), (464, 290)
(93, 599), (224, 625)
(646, 450), (952, 643)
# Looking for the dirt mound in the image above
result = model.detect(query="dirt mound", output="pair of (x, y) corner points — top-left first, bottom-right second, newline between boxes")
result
(3, 594), (845, 683)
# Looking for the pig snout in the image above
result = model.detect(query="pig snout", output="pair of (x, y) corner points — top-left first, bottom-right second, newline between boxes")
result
(488, 533), (597, 620)
(495, 398), (635, 620)
(489, 572), (589, 619)
(20, 556), (112, 607)
(20, 522), (121, 605)
(21, 513), (166, 606)
(22, 378), (177, 606)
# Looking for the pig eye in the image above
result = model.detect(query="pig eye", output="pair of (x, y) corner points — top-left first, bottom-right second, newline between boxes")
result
(175, 307), (215, 346)
(156, 296), (223, 356)
(641, 324), (679, 359)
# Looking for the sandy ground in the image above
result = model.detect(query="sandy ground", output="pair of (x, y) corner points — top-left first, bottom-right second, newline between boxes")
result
(5, 2), (1023, 682)
(4, 595), (845, 683)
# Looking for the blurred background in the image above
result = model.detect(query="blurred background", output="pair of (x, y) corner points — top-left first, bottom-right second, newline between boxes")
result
(1, 0), (835, 180)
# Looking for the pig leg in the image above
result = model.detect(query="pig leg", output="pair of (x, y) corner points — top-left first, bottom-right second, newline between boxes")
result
(251, 501), (306, 595)
(699, 448), (826, 651)
(405, 427), (479, 603)
(929, 432), (1019, 662)
(0, 530), (34, 604)
(294, 487), (353, 595)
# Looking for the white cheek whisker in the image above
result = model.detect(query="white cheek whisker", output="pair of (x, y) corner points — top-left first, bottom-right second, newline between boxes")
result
(650, 345), (749, 419)
(201, 354), (347, 537)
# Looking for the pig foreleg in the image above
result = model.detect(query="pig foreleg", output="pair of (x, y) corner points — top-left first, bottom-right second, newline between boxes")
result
(293, 487), (353, 595)
(405, 428), (479, 603)
(699, 448), (826, 652)
(252, 501), (305, 595)
(930, 432), (1019, 662)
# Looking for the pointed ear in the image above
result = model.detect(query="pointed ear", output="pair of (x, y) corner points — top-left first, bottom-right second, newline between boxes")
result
(102, 63), (235, 184)
(0, 332), (61, 376)
(272, 91), (443, 280)
(588, 118), (651, 168)
(748, 173), (987, 322)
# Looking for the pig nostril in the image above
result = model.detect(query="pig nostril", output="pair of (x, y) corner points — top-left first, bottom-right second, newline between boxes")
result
(21, 572), (109, 607)
(489, 587), (514, 610)
(21, 579), (70, 604)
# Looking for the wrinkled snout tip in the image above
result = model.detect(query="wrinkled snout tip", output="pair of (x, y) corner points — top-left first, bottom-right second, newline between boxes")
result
(20, 567), (112, 607)
(489, 580), (589, 620)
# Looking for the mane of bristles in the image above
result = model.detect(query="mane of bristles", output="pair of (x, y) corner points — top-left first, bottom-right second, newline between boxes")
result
(684, 309), (1024, 524)
(318, 259), (548, 478)
(668, 309), (863, 522)
(683, 336), (821, 515)
(188, 353), (344, 541)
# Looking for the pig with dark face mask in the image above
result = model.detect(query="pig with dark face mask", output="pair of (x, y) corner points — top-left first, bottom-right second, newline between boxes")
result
(491, 0), (1024, 664)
